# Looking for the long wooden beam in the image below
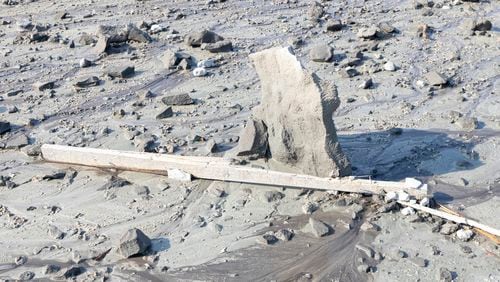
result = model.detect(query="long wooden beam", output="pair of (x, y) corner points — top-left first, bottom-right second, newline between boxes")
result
(399, 201), (500, 237)
(41, 144), (428, 197)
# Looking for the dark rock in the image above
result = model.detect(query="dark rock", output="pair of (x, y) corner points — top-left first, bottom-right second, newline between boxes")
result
(438, 267), (453, 282)
(42, 171), (66, 180)
(185, 30), (224, 47)
(33, 81), (56, 91)
(61, 266), (85, 279)
(326, 20), (343, 32)
(106, 65), (135, 78)
(156, 107), (174, 119)
(471, 19), (492, 31)
(261, 190), (284, 203)
(275, 228), (294, 241)
(235, 119), (268, 158)
(126, 23), (152, 43)
(206, 139), (218, 153)
(73, 76), (100, 88)
(162, 93), (194, 105)
(257, 233), (278, 245)
(202, 40), (233, 53)
(0, 121), (11, 135)
(19, 271), (35, 281)
(44, 264), (61, 275)
(117, 228), (152, 258)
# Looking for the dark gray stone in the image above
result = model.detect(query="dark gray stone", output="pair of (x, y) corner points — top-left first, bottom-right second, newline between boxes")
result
(235, 119), (268, 158)
(156, 107), (174, 119)
(202, 40), (233, 53)
(117, 228), (152, 258)
(0, 121), (11, 135)
(185, 30), (224, 47)
(162, 93), (194, 105)
(106, 65), (135, 78)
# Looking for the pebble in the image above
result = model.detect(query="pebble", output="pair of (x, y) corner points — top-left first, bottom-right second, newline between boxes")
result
(193, 67), (207, 77)
(384, 61), (396, 71)
(456, 229), (474, 241)
(79, 58), (91, 68)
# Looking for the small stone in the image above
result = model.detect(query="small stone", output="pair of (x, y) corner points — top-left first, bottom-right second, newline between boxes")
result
(161, 93), (194, 105)
(19, 271), (35, 281)
(309, 44), (333, 62)
(117, 228), (152, 258)
(384, 61), (396, 71)
(326, 20), (343, 32)
(456, 229), (474, 241)
(359, 78), (373, 89)
(185, 30), (224, 47)
(357, 264), (370, 273)
(384, 191), (398, 202)
(257, 233), (278, 245)
(398, 191), (410, 202)
(261, 191), (284, 203)
(60, 266), (85, 279)
(79, 58), (91, 68)
(14, 256), (27, 265)
(438, 267), (453, 282)
(134, 185), (150, 196)
(401, 207), (415, 216)
(126, 23), (152, 43)
(44, 264), (61, 275)
(193, 67), (207, 77)
(357, 27), (378, 39)
(308, 218), (330, 237)
(106, 65), (135, 78)
(48, 225), (65, 239)
(355, 244), (375, 258)
(456, 117), (478, 131)
(471, 19), (492, 31)
(202, 40), (233, 53)
(394, 249), (407, 258)
(73, 76), (100, 88)
(275, 228), (294, 241)
(156, 107), (174, 119)
(0, 121), (11, 135)
(410, 257), (427, 268)
(440, 222), (459, 235)
(33, 81), (56, 91)
(302, 202), (318, 214)
(206, 139), (218, 153)
(424, 71), (447, 86)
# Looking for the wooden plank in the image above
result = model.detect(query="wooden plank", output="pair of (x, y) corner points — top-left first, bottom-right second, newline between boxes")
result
(398, 201), (500, 237)
(41, 144), (428, 197)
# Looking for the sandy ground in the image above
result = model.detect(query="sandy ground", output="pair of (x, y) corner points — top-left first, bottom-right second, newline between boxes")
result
(1, 0), (499, 281)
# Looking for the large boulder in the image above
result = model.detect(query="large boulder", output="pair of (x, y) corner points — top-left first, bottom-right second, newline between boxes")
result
(245, 46), (351, 177)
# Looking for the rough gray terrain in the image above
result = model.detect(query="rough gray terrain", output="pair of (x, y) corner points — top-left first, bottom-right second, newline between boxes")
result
(0, 0), (499, 281)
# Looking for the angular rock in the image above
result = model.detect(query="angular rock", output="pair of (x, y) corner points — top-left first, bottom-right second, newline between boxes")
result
(33, 81), (56, 91)
(117, 228), (151, 258)
(185, 30), (224, 47)
(261, 190), (284, 203)
(308, 217), (330, 237)
(79, 58), (91, 68)
(156, 107), (174, 119)
(73, 76), (100, 88)
(257, 233), (278, 245)
(19, 271), (35, 280)
(424, 71), (447, 86)
(471, 19), (492, 31)
(355, 244), (375, 258)
(94, 36), (109, 54)
(0, 121), (11, 135)
(60, 266), (85, 279)
(440, 222), (459, 235)
(357, 27), (378, 39)
(44, 264), (61, 275)
(456, 229), (474, 241)
(162, 93), (194, 105)
(4, 133), (29, 149)
(96, 25), (128, 43)
(248, 47), (351, 177)
(309, 44), (333, 62)
(106, 65), (135, 78)
(235, 119), (268, 158)
(126, 23), (152, 43)
(162, 50), (191, 69)
(202, 40), (233, 53)
(384, 61), (396, 71)
(438, 267), (453, 282)
(326, 20), (343, 32)
(206, 139), (218, 153)
(275, 228), (294, 241)
(456, 117), (478, 131)
(48, 225), (64, 239)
